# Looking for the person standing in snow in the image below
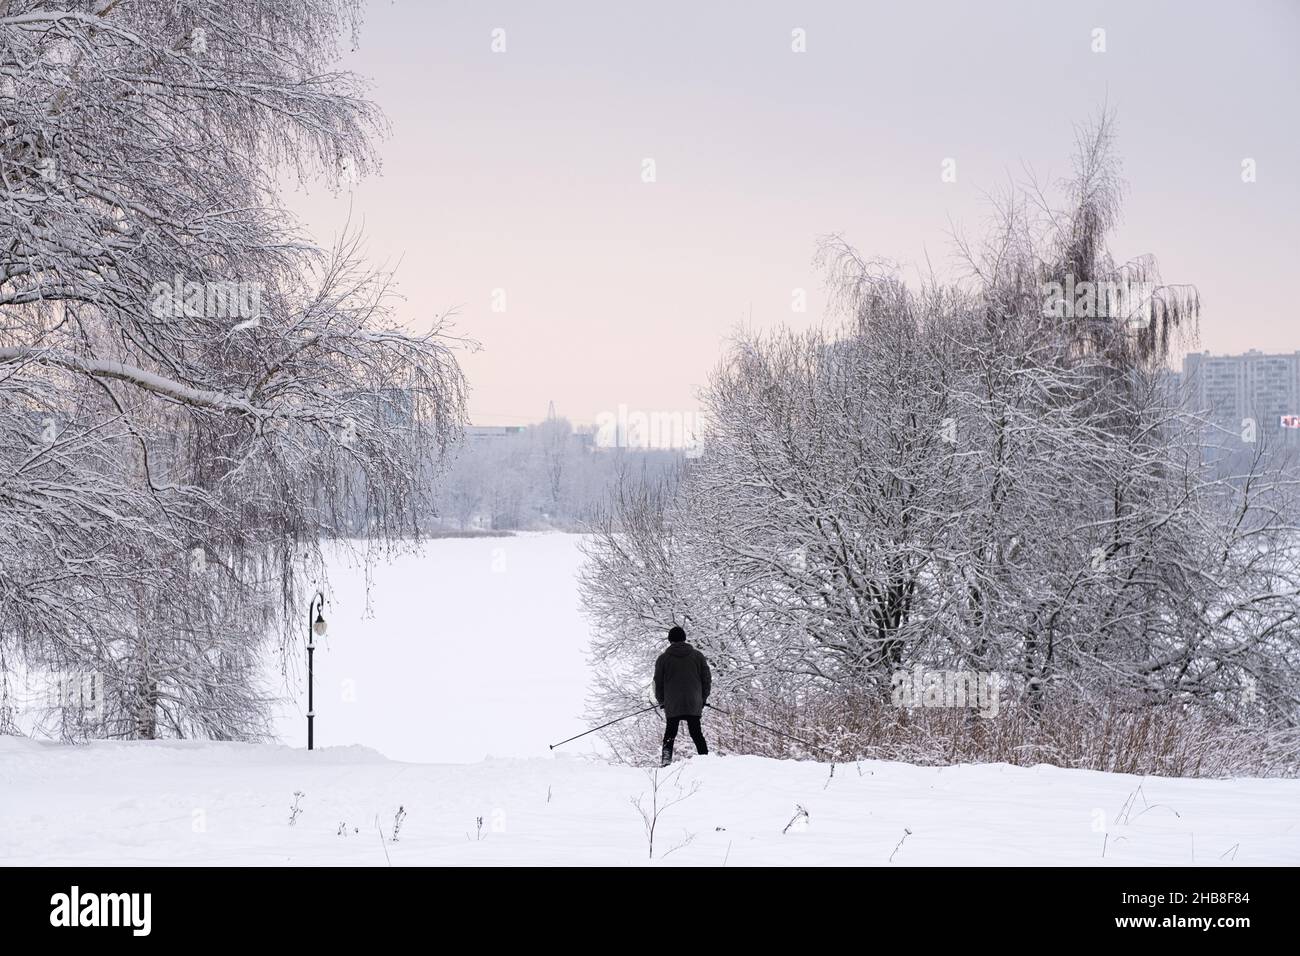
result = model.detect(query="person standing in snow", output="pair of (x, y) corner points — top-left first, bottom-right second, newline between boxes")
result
(654, 625), (712, 766)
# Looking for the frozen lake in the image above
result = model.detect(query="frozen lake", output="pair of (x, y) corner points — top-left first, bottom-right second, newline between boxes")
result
(267, 533), (604, 763)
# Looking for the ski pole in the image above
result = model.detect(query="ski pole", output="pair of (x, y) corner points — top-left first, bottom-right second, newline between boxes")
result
(549, 704), (660, 750)
(704, 702), (836, 757)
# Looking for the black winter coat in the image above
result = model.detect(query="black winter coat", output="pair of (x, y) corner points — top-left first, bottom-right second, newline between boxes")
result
(654, 642), (712, 718)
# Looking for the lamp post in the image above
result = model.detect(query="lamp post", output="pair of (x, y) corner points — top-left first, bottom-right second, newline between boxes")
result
(307, 591), (327, 750)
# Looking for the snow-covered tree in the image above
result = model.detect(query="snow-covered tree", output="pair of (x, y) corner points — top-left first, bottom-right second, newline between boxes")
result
(581, 119), (1300, 773)
(1, 0), (467, 738)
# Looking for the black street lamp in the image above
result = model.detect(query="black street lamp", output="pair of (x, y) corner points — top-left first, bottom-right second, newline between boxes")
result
(307, 591), (327, 750)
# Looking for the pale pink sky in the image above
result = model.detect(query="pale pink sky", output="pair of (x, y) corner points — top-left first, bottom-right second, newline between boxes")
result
(287, 0), (1300, 427)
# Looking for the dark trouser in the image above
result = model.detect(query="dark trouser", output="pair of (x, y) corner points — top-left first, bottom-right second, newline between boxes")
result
(661, 715), (708, 765)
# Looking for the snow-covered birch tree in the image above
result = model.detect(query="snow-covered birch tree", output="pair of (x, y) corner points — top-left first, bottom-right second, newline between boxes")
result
(0, 0), (468, 738)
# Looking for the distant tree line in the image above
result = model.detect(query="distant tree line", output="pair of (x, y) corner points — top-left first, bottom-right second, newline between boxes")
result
(425, 420), (684, 533)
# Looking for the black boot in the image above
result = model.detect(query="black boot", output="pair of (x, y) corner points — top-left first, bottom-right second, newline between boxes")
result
(660, 743), (673, 768)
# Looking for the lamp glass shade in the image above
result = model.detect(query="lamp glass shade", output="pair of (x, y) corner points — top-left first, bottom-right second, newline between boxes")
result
(313, 614), (327, 637)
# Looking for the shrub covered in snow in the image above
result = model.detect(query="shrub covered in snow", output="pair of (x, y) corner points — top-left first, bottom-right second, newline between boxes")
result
(581, 118), (1300, 777)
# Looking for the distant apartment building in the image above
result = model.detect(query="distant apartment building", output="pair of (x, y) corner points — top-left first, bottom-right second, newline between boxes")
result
(465, 423), (599, 452)
(464, 425), (526, 442)
(1182, 350), (1300, 447)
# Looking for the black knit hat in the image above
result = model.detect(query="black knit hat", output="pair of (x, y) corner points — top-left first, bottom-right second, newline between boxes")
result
(667, 625), (686, 643)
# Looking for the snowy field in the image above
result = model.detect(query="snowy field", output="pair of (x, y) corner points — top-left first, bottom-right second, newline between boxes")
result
(5, 533), (1299, 866)
(266, 533), (606, 763)
(4, 737), (1299, 865)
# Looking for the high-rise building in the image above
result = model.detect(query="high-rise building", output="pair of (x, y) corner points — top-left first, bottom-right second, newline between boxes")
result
(1182, 350), (1300, 447)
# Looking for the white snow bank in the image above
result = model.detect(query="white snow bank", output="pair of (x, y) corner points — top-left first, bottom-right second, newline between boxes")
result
(3, 738), (1296, 866)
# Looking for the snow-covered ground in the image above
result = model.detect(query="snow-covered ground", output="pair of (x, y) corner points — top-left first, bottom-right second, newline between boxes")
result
(267, 533), (606, 763)
(5, 532), (1299, 866)
(4, 737), (1298, 865)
